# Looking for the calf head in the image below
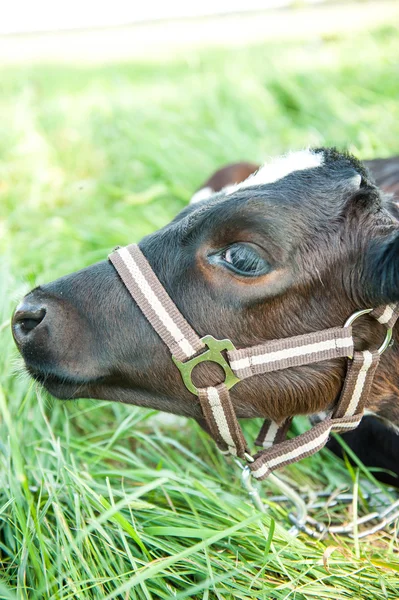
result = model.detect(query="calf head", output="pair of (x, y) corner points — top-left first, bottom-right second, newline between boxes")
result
(12, 148), (399, 426)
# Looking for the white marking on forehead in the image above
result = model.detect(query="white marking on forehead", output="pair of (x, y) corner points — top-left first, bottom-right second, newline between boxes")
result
(225, 149), (324, 195)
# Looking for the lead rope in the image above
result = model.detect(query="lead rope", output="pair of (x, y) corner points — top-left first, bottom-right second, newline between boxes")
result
(109, 244), (399, 537)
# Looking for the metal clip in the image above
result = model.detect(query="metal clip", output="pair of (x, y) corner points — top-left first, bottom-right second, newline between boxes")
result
(351, 498), (399, 539)
(235, 459), (308, 536)
(241, 465), (268, 514)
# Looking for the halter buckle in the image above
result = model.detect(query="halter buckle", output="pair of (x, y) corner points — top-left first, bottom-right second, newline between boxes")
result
(172, 335), (240, 395)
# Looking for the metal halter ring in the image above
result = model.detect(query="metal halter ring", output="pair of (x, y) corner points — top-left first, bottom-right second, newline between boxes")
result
(172, 335), (240, 395)
(344, 308), (393, 356)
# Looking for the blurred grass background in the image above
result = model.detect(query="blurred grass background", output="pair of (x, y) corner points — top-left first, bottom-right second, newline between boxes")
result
(1, 15), (399, 600)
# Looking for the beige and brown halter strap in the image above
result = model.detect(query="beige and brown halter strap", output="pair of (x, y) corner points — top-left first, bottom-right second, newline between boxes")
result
(109, 243), (398, 479)
(197, 384), (249, 458)
(109, 244), (205, 361)
(370, 304), (399, 329)
(255, 417), (292, 449)
(249, 349), (381, 480)
(227, 327), (353, 379)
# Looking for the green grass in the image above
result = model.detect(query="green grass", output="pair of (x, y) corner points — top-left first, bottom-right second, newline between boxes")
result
(1, 23), (399, 600)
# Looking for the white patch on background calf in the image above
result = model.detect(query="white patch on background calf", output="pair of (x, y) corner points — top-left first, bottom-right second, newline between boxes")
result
(226, 149), (324, 194)
(190, 186), (214, 204)
(221, 184), (237, 194)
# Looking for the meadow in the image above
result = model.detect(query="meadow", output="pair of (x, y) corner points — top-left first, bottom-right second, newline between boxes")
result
(1, 22), (399, 600)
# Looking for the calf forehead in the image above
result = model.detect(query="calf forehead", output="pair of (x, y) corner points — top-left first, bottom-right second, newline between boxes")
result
(192, 148), (364, 216)
(183, 167), (360, 236)
(226, 148), (325, 192)
(169, 148), (380, 260)
(226, 147), (364, 197)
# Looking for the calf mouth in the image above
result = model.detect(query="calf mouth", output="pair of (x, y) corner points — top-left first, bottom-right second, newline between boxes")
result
(27, 367), (106, 400)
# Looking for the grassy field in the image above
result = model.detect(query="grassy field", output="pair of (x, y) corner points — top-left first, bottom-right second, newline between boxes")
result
(1, 22), (399, 600)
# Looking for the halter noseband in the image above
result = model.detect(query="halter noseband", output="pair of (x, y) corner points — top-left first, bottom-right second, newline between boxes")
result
(109, 244), (398, 481)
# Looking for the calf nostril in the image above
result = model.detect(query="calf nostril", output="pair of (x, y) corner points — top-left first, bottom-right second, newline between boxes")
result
(13, 307), (46, 335)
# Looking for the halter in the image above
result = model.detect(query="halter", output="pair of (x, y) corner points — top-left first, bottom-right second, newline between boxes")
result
(109, 244), (398, 481)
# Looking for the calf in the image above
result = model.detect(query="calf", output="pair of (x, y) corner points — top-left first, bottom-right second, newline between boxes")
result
(12, 148), (399, 481)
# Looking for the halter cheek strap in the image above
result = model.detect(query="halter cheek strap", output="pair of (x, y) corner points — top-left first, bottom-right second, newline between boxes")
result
(109, 245), (205, 361)
(109, 244), (398, 480)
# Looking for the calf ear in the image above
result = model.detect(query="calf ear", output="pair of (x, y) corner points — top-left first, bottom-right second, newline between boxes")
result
(365, 232), (399, 303)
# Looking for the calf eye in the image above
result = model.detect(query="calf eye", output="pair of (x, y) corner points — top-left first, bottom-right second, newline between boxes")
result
(210, 243), (271, 277)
